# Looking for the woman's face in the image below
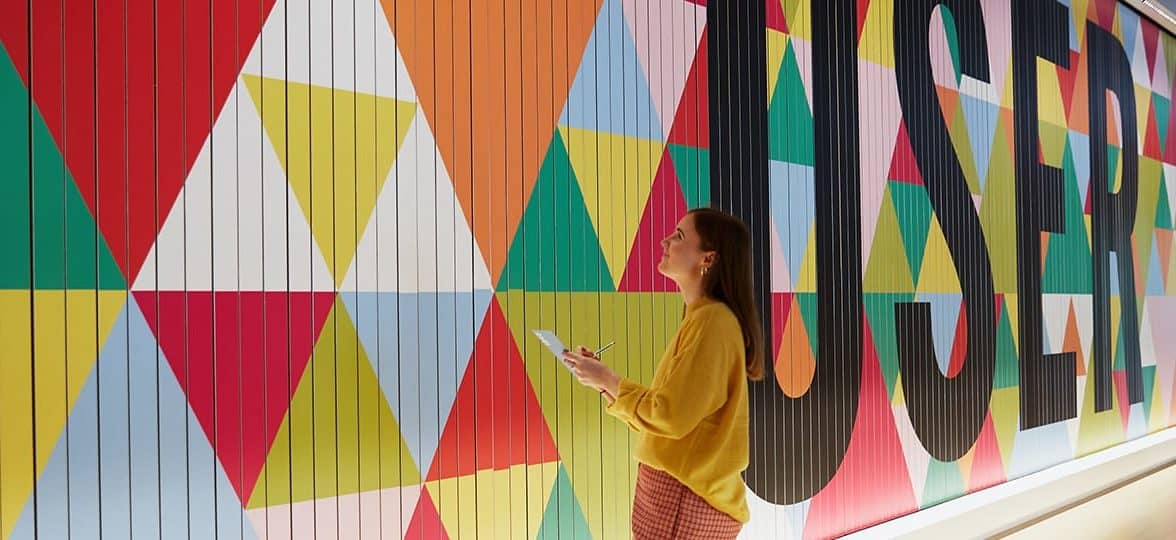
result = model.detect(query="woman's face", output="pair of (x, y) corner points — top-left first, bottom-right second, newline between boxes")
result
(658, 214), (712, 282)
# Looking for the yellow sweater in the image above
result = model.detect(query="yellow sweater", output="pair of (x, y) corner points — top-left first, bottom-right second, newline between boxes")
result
(605, 296), (750, 523)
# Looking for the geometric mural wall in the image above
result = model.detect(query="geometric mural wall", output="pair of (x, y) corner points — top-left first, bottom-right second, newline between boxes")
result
(0, 1), (1172, 540)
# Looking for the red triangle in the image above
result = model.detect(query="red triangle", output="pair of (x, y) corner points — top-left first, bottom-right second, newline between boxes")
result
(0, 0), (277, 283)
(994, 294), (1004, 326)
(947, 302), (968, 378)
(404, 489), (450, 540)
(668, 28), (709, 147)
(1114, 371), (1130, 429)
(1057, 52), (1080, 117)
(1094, 0), (1117, 31)
(803, 314), (918, 539)
(1141, 21), (1161, 77)
(618, 151), (689, 292)
(857, 0), (871, 42)
(771, 293), (796, 361)
(766, 0), (788, 34)
(966, 411), (1006, 493)
(1145, 102), (1163, 159)
(133, 290), (336, 503)
(888, 122), (924, 185)
(426, 297), (559, 481)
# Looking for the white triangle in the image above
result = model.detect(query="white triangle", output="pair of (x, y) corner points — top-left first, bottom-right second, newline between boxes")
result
(1041, 294), (1071, 355)
(1140, 298), (1157, 367)
(1132, 26), (1152, 91)
(740, 487), (807, 539)
(1149, 299), (1176, 419)
(1166, 164), (1176, 227)
(1153, 43), (1170, 98)
(1070, 295), (1094, 363)
(240, 0), (416, 100)
(892, 404), (931, 507)
(769, 216), (792, 293)
(858, 64), (902, 266)
(620, 0), (706, 136)
(1066, 416), (1080, 455)
(341, 108), (491, 293)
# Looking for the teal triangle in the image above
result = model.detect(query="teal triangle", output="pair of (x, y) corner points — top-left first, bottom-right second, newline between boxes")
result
(0, 47), (125, 290)
(1143, 365), (1157, 424)
(865, 293), (915, 399)
(940, 8), (963, 85)
(921, 458), (965, 508)
(559, 0), (662, 140)
(1156, 174), (1172, 230)
(1043, 138), (1094, 294)
(768, 40), (815, 166)
(994, 299), (1019, 389)
(537, 464), (592, 540)
(1113, 320), (1125, 371)
(499, 132), (614, 292)
(796, 292), (820, 357)
(668, 144), (711, 209)
(889, 181), (934, 284)
(1107, 144), (1120, 191)
(1154, 94), (1170, 151)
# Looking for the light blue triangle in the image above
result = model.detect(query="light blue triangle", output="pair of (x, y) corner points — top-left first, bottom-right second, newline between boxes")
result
(770, 160), (816, 289)
(1109, 252), (1121, 296)
(1008, 422), (1073, 479)
(915, 293), (964, 376)
(558, 0), (662, 140)
(9, 300), (257, 540)
(1068, 131), (1091, 213)
(1126, 403), (1148, 440)
(1147, 240), (1166, 295)
(1118, 5), (1141, 62)
(340, 290), (493, 473)
(961, 95), (1000, 190)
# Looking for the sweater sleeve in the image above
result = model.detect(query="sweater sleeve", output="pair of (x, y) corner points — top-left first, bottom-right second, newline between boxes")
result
(605, 310), (737, 439)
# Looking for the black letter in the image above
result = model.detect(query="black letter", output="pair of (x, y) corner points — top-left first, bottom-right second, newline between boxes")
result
(894, 0), (996, 461)
(1014, 0), (1078, 429)
(1088, 22), (1144, 410)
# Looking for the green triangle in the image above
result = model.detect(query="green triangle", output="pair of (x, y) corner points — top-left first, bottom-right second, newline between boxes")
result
(796, 292), (820, 357)
(668, 144), (711, 209)
(1043, 138), (1094, 293)
(865, 187), (917, 292)
(1156, 174), (1172, 230)
(1154, 93), (1170, 151)
(0, 49), (125, 290)
(889, 181), (934, 284)
(994, 299), (1019, 388)
(499, 132), (614, 292)
(940, 8), (963, 86)
(865, 293), (915, 398)
(921, 458), (965, 508)
(1113, 321), (1125, 371)
(1143, 365), (1157, 424)
(768, 40), (814, 166)
(980, 116), (1018, 294)
(537, 464), (592, 540)
(1107, 144), (1120, 191)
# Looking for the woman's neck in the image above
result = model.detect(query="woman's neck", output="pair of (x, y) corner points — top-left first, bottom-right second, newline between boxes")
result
(679, 281), (706, 307)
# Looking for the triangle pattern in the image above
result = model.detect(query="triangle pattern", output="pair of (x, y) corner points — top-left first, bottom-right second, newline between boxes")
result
(889, 181), (933, 285)
(241, 74), (416, 287)
(8, 298), (258, 540)
(989, 387), (1020, 469)
(770, 161), (817, 292)
(917, 216), (962, 293)
(768, 39), (814, 166)
(245, 485), (422, 539)
(536, 464), (593, 540)
(339, 291), (493, 472)
(888, 122), (924, 185)
(667, 28), (709, 147)
(864, 186), (916, 293)
(994, 297), (1020, 388)
(961, 95), (1001, 190)
(133, 290), (335, 504)
(859, 64), (905, 267)
(921, 458), (965, 509)
(561, 126), (665, 284)
(427, 297), (560, 480)
(1009, 422), (1072, 478)
(864, 293), (914, 399)
(669, 144), (711, 209)
(620, 0), (707, 137)
(966, 411), (1006, 493)
(562, 0), (662, 140)
(618, 150), (689, 292)
(500, 131), (614, 292)
(247, 296), (420, 508)
(805, 319), (917, 537)
(776, 294), (817, 398)
(1156, 176), (1173, 229)
(405, 488), (450, 540)
(767, 0), (788, 34)
(891, 403), (932, 507)
(1044, 137), (1095, 293)
(980, 115), (1018, 293)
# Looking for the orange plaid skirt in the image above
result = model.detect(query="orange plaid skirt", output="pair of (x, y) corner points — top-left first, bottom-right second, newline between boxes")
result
(631, 464), (743, 539)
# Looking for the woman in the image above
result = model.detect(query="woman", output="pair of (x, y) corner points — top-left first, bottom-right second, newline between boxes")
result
(563, 207), (764, 540)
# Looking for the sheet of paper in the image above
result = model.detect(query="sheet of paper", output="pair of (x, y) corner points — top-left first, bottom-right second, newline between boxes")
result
(532, 329), (574, 371)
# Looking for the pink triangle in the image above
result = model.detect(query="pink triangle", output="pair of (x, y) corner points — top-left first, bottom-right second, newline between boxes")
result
(668, 29), (709, 147)
(618, 150), (689, 292)
(803, 314), (918, 539)
(427, 297), (559, 480)
(966, 412), (1006, 493)
(133, 290), (336, 503)
(1114, 371), (1131, 429)
(771, 293), (796, 361)
(888, 122), (924, 185)
(404, 489), (450, 540)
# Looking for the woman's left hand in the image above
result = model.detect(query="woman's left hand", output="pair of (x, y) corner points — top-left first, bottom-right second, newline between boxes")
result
(563, 346), (621, 398)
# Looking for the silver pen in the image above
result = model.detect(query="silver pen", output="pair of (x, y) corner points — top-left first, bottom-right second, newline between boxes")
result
(593, 341), (616, 356)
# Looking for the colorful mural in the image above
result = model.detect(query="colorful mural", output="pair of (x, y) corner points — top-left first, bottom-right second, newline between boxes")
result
(0, 0), (1172, 539)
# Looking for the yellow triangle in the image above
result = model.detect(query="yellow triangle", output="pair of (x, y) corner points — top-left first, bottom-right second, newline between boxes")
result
(1005, 294), (1021, 350)
(1037, 58), (1068, 130)
(859, 0), (896, 68)
(767, 31), (790, 101)
(426, 462), (558, 540)
(795, 223), (820, 292)
(559, 126), (664, 287)
(1040, 121), (1068, 170)
(917, 216), (962, 293)
(242, 74), (417, 287)
(1111, 9), (1123, 43)
(864, 188), (916, 293)
(1001, 63), (1016, 110)
(248, 296), (420, 508)
(892, 373), (906, 406)
(1, 290), (124, 539)
(1135, 84), (1153, 149)
(786, 0), (812, 41)
(1073, 0), (1090, 47)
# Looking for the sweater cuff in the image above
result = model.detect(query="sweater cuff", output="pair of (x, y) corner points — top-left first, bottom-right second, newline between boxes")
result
(605, 378), (644, 420)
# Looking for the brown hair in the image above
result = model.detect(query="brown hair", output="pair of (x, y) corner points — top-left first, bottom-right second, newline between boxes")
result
(688, 207), (766, 381)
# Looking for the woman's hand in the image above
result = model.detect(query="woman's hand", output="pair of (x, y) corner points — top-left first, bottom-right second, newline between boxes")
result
(563, 346), (621, 400)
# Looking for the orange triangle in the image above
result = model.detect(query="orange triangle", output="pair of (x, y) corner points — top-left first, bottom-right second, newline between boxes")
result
(1158, 230), (1173, 288)
(426, 297), (559, 481)
(936, 85), (960, 126)
(1107, 92), (1122, 147)
(1064, 300), (1086, 376)
(389, 0), (604, 284)
(1068, 50), (1091, 134)
(1000, 107), (1016, 156)
(1057, 51), (1080, 115)
(1041, 232), (1051, 274)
